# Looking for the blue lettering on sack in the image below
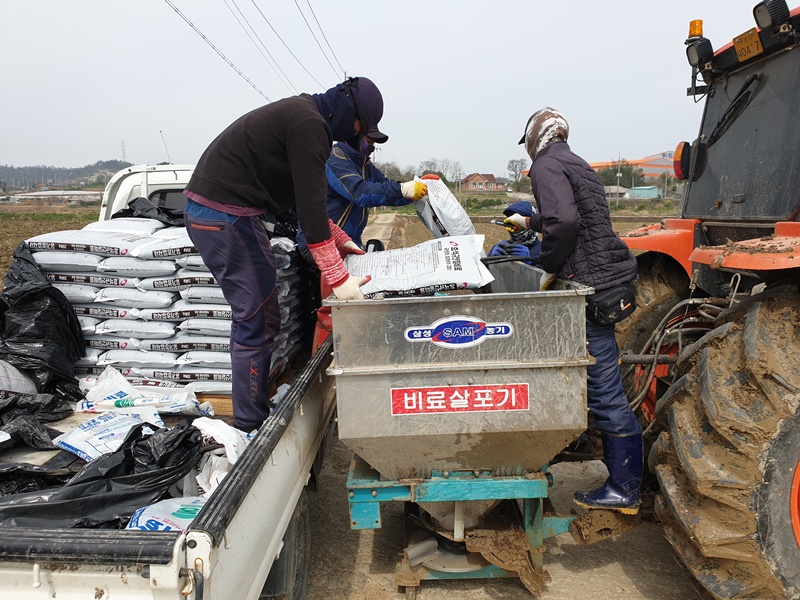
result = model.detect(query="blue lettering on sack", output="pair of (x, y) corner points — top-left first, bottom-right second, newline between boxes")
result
(404, 316), (513, 348)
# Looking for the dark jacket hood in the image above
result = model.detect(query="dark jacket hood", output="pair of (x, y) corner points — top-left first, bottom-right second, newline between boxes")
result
(311, 85), (357, 142)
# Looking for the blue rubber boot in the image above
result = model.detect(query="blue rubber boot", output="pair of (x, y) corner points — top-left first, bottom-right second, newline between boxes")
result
(573, 433), (642, 514)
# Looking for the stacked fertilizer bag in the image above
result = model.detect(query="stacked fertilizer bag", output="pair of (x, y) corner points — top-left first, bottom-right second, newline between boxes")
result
(25, 217), (308, 400)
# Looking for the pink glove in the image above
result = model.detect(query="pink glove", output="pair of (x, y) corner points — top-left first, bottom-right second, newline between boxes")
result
(308, 237), (350, 288)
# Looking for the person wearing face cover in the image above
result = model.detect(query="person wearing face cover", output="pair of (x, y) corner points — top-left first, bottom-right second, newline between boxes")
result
(182, 76), (387, 432)
(297, 129), (433, 351)
(505, 107), (641, 515)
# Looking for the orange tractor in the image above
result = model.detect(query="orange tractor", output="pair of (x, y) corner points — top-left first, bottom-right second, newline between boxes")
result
(616, 2), (800, 597)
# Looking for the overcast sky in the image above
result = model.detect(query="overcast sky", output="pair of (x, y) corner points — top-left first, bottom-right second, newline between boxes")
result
(0, 0), (769, 178)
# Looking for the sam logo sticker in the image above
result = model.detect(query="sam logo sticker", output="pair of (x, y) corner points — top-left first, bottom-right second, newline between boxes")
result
(404, 315), (513, 348)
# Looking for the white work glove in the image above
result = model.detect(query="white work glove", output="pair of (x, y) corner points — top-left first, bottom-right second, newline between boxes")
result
(327, 220), (365, 257)
(539, 272), (557, 291)
(400, 180), (428, 201)
(332, 275), (370, 300)
(308, 237), (371, 301)
(503, 213), (529, 233)
(338, 240), (365, 258)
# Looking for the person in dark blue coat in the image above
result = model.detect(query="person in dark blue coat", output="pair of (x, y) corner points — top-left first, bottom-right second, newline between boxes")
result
(299, 129), (431, 351)
(325, 132), (416, 247)
(506, 107), (641, 515)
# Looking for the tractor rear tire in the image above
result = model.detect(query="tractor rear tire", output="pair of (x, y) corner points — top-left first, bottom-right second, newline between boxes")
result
(649, 288), (800, 599)
(615, 252), (690, 357)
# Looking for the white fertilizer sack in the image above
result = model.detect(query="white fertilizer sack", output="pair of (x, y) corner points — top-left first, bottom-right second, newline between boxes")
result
(136, 300), (232, 321)
(97, 257), (176, 278)
(83, 218), (165, 235)
(180, 286), (227, 305)
(343, 235), (493, 298)
(52, 283), (99, 304)
(77, 316), (101, 336)
(174, 255), (208, 271)
(26, 230), (154, 256)
(126, 497), (206, 532)
(95, 319), (176, 340)
(75, 347), (104, 366)
(73, 304), (139, 320)
(95, 288), (177, 309)
(53, 412), (148, 461)
(0, 360), (38, 397)
(415, 178), (477, 239)
(83, 336), (139, 350)
(138, 334), (230, 352)
(99, 350), (178, 369)
(45, 272), (140, 288)
(137, 269), (217, 292)
(78, 366), (208, 417)
(32, 251), (103, 272)
(176, 351), (232, 369)
(152, 226), (188, 239)
(176, 319), (232, 336)
(132, 367), (232, 382)
(130, 235), (197, 260)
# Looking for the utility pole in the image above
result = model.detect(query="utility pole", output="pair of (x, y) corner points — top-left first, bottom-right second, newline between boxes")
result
(615, 153), (622, 208)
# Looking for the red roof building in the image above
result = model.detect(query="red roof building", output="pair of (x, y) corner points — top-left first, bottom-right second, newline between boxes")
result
(461, 173), (500, 192)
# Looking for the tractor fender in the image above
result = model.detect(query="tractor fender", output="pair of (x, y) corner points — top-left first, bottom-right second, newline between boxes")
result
(689, 221), (800, 271)
(620, 219), (701, 279)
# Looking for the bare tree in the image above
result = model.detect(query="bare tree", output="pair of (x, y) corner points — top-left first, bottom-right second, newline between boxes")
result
(451, 160), (464, 183)
(507, 158), (529, 181)
(418, 158), (439, 175)
(439, 158), (453, 181)
(374, 160), (402, 181)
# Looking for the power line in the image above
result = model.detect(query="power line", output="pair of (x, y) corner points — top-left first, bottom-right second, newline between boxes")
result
(224, 0), (298, 95)
(304, 0), (345, 77)
(248, 0), (324, 88)
(163, 0), (271, 102)
(293, 0), (342, 80)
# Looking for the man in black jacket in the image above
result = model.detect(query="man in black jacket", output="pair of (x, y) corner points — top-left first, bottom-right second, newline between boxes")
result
(183, 77), (384, 432)
(505, 107), (642, 514)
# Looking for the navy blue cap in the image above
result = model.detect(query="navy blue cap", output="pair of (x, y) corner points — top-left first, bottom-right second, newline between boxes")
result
(503, 201), (534, 218)
(345, 77), (386, 142)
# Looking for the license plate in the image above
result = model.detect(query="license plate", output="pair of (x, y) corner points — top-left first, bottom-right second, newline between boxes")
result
(733, 28), (764, 62)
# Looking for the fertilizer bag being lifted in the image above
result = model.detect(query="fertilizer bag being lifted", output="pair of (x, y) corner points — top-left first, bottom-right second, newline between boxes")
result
(343, 235), (493, 298)
(415, 178), (477, 238)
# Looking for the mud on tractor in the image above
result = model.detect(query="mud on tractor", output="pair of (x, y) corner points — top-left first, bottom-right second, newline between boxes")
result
(618, 3), (800, 598)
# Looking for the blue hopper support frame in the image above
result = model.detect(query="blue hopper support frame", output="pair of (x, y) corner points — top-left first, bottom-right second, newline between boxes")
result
(346, 453), (576, 590)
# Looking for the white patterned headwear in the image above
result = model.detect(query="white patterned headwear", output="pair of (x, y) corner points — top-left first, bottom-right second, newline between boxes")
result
(519, 107), (569, 160)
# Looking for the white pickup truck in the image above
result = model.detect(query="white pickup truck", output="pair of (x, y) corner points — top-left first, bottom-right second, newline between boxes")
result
(0, 164), (335, 600)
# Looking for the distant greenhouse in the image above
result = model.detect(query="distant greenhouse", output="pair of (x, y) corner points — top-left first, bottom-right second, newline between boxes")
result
(626, 186), (660, 200)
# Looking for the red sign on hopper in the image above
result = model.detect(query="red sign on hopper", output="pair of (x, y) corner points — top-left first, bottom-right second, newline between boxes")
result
(391, 383), (529, 415)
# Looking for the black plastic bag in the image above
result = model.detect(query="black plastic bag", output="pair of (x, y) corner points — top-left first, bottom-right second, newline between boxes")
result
(0, 243), (84, 398)
(0, 391), (73, 424)
(111, 196), (184, 227)
(0, 422), (202, 528)
(0, 461), (77, 496)
(0, 412), (58, 452)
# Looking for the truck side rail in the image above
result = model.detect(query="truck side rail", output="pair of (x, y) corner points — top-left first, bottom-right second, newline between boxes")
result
(189, 337), (332, 546)
(0, 529), (179, 565)
(0, 340), (332, 565)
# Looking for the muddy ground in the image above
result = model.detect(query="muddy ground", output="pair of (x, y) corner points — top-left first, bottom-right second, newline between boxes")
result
(306, 438), (699, 600)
